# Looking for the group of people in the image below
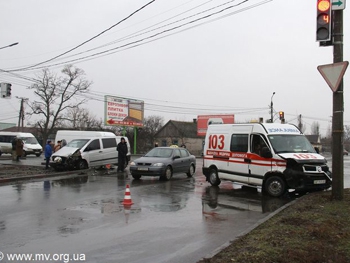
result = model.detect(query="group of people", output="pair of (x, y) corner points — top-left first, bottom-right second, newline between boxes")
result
(44, 139), (67, 169)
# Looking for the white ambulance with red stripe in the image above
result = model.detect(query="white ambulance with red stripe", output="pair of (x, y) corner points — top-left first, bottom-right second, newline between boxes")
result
(202, 123), (332, 197)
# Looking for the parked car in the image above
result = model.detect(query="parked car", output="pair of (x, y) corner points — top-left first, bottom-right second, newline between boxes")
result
(129, 147), (196, 180)
(344, 150), (349, 155)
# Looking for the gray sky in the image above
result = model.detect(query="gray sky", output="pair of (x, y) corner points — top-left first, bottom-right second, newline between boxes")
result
(0, 0), (348, 136)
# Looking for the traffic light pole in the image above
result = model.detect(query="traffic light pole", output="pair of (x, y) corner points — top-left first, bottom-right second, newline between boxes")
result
(331, 9), (344, 200)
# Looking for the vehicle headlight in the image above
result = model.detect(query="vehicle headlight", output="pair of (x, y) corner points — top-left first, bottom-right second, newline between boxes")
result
(54, 157), (62, 163)
(152, 163), (165, 167)
(130, 161), (136, 166)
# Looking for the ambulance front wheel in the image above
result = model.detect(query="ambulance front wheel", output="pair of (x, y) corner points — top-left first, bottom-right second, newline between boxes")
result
(264, 176), (286, 197)
(208, 168), (221, 186)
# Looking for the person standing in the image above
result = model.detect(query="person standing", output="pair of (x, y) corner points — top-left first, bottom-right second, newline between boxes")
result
(11, 136), (18, 161)
(15, 138), (24, 161)
(117, 137), (128, 172)
(44, 140), (53, 169)
(54, 140), (62, 152)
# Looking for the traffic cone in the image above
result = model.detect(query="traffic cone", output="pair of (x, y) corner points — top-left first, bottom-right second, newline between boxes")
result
(122, 184), (134, 206)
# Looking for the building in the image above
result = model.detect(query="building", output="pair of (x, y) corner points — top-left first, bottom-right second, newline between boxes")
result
(305, 134), (322, 152)
(154, 120), (204, 156)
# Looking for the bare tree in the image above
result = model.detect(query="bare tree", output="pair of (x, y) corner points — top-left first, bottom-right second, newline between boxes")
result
(63, 107), (103, 130)
(27, 65), (92, 144)
(311, 121), (320, 135)
(125, 115), (164, 153)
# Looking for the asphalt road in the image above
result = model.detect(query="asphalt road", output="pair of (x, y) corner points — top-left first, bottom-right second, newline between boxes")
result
(0, 153), (348, 263)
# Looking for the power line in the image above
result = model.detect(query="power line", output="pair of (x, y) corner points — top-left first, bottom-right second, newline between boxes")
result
(6, 0), (157, 72)
(5, 0), (271, 72)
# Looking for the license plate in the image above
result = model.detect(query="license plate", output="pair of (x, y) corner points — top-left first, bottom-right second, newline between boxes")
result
(138, 167), (148, 171)
(314, 180), (326, 184)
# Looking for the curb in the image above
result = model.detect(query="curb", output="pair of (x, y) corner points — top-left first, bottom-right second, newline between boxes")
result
(0, 167), (88, 184)
(200, 196), (301, 260)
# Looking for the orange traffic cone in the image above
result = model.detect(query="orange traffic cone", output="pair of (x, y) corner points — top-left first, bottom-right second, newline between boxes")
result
(122, 184), (134, 206)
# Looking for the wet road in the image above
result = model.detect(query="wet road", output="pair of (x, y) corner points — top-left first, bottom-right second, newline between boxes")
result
(0, 155), (349, 263)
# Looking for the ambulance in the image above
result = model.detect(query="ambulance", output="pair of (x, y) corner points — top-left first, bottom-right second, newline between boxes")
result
(202, 123), (332, 197)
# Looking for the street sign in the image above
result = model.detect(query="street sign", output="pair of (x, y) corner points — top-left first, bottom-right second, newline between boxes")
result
(332, 0), (346, 10)
(317, 61), (349, 92)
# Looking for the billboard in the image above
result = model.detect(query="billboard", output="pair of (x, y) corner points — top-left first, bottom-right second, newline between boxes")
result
(197, 114), (234, 136)
(105, 95), (144, 127)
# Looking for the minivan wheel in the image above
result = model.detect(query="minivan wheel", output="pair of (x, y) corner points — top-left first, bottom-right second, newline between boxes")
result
(264, 176), (286, 197)
(186, 164), (195, 177)
(208, 168), (221, 186)
(36, 153), (41, 157)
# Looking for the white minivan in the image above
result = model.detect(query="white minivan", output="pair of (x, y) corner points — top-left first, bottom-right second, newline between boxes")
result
(0, 132), (43, 157)
(50, 136), (130, 170)
(54, 130), (131, 161)
(202, 123), (332, 197)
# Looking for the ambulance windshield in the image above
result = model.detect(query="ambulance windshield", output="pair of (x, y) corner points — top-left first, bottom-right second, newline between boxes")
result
(268, 135), (316, 154)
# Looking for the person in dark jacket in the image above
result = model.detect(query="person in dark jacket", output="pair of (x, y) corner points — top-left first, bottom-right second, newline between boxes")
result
(44, 140), (53, 169)
(117, 137), (128, 172)
(11, 137), (18, 161)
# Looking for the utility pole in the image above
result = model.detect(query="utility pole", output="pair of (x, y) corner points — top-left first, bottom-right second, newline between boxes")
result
(298, 114), (303, 132)
(331, 8), (344, 200)
(17, 97), (28, 132)
(270, 92), (275, 122)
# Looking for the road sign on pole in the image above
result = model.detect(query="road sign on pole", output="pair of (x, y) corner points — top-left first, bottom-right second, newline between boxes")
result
(317, 61), (349, 92)
(332, 0), (346, 10)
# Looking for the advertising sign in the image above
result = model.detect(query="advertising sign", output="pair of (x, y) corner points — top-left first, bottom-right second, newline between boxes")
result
(197, 114), (234, 136)
(105, 95), (144, 127)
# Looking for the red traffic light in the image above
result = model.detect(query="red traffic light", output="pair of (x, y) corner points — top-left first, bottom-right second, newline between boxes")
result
(279, 111), (284, 120)
(317, 0), (330, 12)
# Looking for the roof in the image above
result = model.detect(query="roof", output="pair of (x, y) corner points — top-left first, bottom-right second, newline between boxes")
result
(305, 135), (321, 144)
(0, 126), (40, 134)
(155, 120), (199, 138)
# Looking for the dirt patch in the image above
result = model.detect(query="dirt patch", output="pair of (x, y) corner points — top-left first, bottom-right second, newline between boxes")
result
(0, 164), (57, 178)
(198, 189), (350, 263)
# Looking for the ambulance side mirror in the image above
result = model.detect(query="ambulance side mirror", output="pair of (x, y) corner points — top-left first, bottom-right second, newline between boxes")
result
(261, 147), (272, 158)
(314, 147), (320, 154)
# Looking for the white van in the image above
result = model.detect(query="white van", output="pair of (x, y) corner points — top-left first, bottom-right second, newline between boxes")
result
(202, 123), (332, 197)
(54, 130), (131, 160)
(50, 136), (130, 170)
(0, 132), (43, 157)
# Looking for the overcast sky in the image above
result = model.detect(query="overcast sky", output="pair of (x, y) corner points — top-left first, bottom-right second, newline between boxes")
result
(0, 0), (348, 136)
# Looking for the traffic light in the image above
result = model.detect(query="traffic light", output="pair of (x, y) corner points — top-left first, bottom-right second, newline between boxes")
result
(279, 111), (284, 120)
(6, 83), (11, 97)
(316, 0), (332, 41)
(0, 82), (12, 98)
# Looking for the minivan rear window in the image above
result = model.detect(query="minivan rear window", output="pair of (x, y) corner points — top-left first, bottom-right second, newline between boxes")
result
(102, 138), (117, 149)
(0, 135), (16, 143)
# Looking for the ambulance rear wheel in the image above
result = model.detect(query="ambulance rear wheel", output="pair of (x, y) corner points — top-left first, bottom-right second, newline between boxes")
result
(264, 176), (286, 197)
(208, 168), (221, 186)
